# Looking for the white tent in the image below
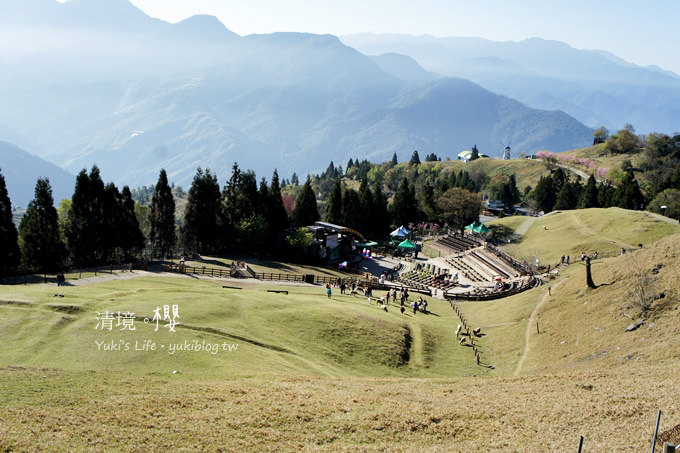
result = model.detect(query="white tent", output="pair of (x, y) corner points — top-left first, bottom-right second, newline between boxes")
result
(390, 225), (411, 237)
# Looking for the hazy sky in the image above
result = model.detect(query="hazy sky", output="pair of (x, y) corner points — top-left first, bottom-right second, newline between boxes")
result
(76, 0), (680, 74)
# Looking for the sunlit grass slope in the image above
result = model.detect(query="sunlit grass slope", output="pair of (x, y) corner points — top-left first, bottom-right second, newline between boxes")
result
(491, 207), (680, 266)
(0, 277), (482, 379)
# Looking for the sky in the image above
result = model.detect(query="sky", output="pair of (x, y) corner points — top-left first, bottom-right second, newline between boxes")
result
(114, 0), (680, 75)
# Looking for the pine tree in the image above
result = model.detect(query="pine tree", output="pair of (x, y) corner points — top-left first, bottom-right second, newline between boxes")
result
(0, 170), (21, 275)
(358, 178), (375, 235)
(390, 177), (419, 227)
(532, 175), (557, 213)
(291, 178), (319, 227)
(118, 186), (145, 259)
(372, 183), (391, 238)
(325, 179), (343, 225)
(469, 145), (480, 161)
(19, 178), (66, 272)
(554, 179), (581, 210)
(409, 150), (421, 165)
(391, 153), (398, 166)
(341, 188), (362, 231)
(291, 172), (299, 187)
(149, 169), (176, 257)
(268, 169), (289, 236)
(420, 180), (438, 221)
(182, 168), (221, 254)
(614, 171), (645, 209)
(578, 174), (599, 208)
(67, 166), (107, 266)
(346, 158), (354, 171)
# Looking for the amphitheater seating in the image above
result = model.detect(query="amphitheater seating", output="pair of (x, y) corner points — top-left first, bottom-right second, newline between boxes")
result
(444, 276), (542, 302)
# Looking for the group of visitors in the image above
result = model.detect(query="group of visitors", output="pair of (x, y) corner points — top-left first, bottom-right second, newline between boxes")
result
(56, 272), (66, 286)
(410, 297), (428, 315)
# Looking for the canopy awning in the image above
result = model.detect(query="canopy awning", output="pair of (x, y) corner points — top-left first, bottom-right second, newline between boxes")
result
(465, 220), (489, 233)
(390, 225), (411, 237)
(397, 239), (417, 250)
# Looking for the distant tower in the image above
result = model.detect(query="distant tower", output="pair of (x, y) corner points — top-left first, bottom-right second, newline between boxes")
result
(502, 145), (511, 160)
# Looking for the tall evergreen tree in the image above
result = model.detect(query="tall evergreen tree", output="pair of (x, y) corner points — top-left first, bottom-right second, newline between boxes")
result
(325, 179), (343, 225)
(0, 170), (21, 275)
(597, 182), (616, 208)
(532, 175), (558, 213)
(391, 152), (398, 166)
(290, 172), (299, 187)
(182, 168), (221, 254)
(341, 188), (362, 231)
(149, 169), (176, 257)
(118, 186), (145, 259)
(372, 183), (391, 238)
(420, 180), (438, 221)
(291, 178), (319, 227)
(578, 174), (600, 208)
(554, 178), (581, 210)
(67, 166), (107, 266)
(358, 178), (375, 235)
(390, 177), (419, 227)
(614, 171), (645, 209)
(19, 178), (66, 272)
(269, 169), (289, 233)
(409, 150), (421, 165)
(469, 145), (480, 161)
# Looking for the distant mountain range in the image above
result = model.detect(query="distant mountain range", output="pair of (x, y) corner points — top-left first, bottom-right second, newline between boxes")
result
(341, 33), (680, 134)
(0, 0), (597, 188)
(0, 142), (75, 208)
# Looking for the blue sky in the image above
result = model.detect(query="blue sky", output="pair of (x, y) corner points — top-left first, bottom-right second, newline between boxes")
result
(112, 1), (680, 74)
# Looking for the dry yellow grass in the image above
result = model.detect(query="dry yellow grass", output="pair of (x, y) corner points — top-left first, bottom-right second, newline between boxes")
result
(1, 365), (678, 451)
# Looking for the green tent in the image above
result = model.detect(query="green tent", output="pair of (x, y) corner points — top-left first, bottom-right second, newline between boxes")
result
(397, 239), (417, 250)
(465, 221), (490, 234)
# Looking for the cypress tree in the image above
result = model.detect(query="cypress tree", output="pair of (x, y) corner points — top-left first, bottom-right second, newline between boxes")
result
(182, 168), (221, 254)
(149, 169), (176, 257)
(372, 183), (391, 238)
(409, 150), (421, 165)
(614, 171), (645, 210)
(469, 145), (480, 161)
(325, 179), (343, 225)
(358, 178), (375, 235)
(19, 178), (66, 272)
(119, 186), (145, 259)
(68, 166), (107, 266)
(341, 188), (362, 231)
(292, 178), (319, 227)
(391, 153), (398, 166)
(269, 169), (289, 234)
(0, 170), (21, 275)
(390, 177), (419, 227)
(578, 175), (600, 208)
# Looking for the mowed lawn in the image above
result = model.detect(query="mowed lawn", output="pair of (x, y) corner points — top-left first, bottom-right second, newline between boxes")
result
(0, 275), (479, 379)
(492, 207), (680, 266)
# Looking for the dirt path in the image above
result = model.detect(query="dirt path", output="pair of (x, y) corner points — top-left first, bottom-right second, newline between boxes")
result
(643, 210), (680, 226)
(515, 216), (538, 235)
(408, 320), (425, 369)
(568, 211), (637, 249)
(514, 279), (566, 377)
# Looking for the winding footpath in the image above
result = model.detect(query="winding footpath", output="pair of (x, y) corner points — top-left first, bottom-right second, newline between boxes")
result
(514, 279), (566, 377)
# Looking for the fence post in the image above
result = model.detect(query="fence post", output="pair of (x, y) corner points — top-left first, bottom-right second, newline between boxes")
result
(652, 410), (662, 453)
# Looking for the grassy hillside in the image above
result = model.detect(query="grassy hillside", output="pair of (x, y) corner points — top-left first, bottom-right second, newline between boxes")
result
(0, 276), (479, 379)
(490, 207), (680, 266)
(2, 210), (680, 450)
